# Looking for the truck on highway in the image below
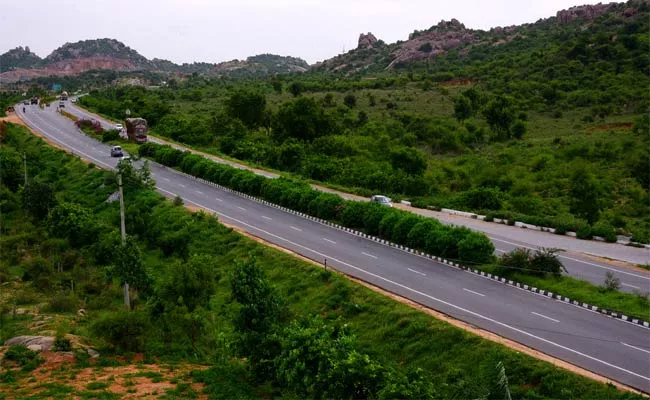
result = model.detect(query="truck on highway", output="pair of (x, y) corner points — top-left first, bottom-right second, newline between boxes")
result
(60, 91), (68, 101)
(125, 118), (148, 144)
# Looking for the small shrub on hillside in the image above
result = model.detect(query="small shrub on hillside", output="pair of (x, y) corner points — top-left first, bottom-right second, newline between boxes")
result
(90, 310), (150, 352)
(45, 294), (78, 313)
(592, 221), (617, 243)
(53, 335), (72, 352)
(3, 345), (43, 371)
(576, 224), (593, 240)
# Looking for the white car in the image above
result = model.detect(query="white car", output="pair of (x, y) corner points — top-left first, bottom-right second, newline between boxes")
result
(371, 195), (392, 207)
(115, 123), (123, 131)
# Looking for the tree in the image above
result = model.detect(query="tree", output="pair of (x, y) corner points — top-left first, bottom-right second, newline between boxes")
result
(154, 255), (216, 345)
(113, 235), (150, 294)
(22, 181), (57, 220)
(453, 95), (473, 121)
(47, 202), (98, 246)
(343, 93), (357, 108)
(390, 147), (427, 176)
(530, 248), (565, 276)
(482, 95), (517, 140)
(225, 90), (267, 129)
(273, 97), (334, 142)
(288, 81), (304, 97)
(230, 255), (283, 379)
(569, 165), (602, 223)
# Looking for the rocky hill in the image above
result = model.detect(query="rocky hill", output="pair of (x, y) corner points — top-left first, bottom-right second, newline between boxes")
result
(0, 46), (43, 72)
(313, 0), (648, 73)
(0, 39), (309, 83)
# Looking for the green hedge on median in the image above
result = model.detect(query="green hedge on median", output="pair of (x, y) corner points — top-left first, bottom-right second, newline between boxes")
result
(139, 143), (495, 264)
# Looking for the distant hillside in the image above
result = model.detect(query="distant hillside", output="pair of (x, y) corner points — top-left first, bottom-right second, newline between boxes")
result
(0, 39), (309, 83)
(313, 0), (649, 73)
(0, 46), (42, 72)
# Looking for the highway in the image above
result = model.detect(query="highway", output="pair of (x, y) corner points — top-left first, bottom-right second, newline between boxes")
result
(16, 103), (650, 392)
(62, 102), (650, 294)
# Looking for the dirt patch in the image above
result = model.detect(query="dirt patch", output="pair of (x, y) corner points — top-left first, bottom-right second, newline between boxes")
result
(0, 112), (28, 127)
(7, 351), (208, 399)
(587, 122), (633, 131)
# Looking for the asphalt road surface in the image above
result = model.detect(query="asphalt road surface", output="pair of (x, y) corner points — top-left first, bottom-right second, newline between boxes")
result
(17, 103), (650, 392)
(62, 103), (650, 294)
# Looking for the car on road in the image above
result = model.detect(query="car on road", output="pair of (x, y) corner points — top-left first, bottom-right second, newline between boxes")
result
(70, 97), (77, 103)
(110, 146), (123, 157)
(59, 101), (65, 108)
(115, 123), (123, 131)
(371, 195), (392, 207)
(23, 100), (29, 105)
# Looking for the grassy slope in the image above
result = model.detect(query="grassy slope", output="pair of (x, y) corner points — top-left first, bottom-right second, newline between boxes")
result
(0, 122), (643, 399)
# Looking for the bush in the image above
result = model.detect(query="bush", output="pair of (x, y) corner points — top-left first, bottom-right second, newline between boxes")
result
(101, 130), (120, 142)
(407, 219), (440, 249)
(391, 215), (421, 245)
(458, 232), (495, 264)
(3, 345), (42, 371)
(530, 248), (565, 276)
(378, 210), (403, 239)
(53, 335), (72, 352)
(576, 224), (593, 240)
(45, 294), (78, 313)
(90, 310), (150, 352)
(363, 203), (393, 236)
(340, 201), (367, 229)
(500, 248), (532, 274)
(592, 221), (617, 243)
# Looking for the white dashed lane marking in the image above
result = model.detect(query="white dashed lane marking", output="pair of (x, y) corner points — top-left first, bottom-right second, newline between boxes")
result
(531, 311), (560, 323)
(362, 252), (378, 259)
(463, 288), (486, 297)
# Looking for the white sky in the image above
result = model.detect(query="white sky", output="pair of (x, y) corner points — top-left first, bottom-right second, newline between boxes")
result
(1, 0), (604, 65)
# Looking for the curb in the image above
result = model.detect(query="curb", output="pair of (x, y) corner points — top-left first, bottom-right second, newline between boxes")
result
(151, 161), (650, 330)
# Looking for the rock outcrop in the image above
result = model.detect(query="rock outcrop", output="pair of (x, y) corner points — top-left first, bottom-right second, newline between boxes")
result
(5, 336), (55, 351)
(358, 32), (378, 49)
(556, 3), (612, 24)
(388, 19), (478, 69)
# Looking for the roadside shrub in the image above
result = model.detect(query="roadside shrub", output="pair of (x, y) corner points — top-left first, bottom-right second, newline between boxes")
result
(576, 224), (593, 240)
(378, 210), (403, 239)
(529, 248), (565, 276)
(603, 271), (621, 291)
(392, 215), (421, 245)
(309, 193), (344, 220)
(592, 221), (617, 243)
(458, 188), (502, 210)
(101, 130), (120, 142)
(90, 309), (150, 352)
(458, 232), (495, 264)
(340, 201), (366, 229)
(363, 203), (393, 236)
(500, 248), (532, 274)
(407, 219), (441, 249)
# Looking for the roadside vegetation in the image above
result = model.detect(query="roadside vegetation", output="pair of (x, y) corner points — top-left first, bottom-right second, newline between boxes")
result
(0, 121), (643, 398)
(79, 2), (650, 243)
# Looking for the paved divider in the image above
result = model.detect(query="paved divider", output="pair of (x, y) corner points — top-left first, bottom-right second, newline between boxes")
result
(151, 160), (650, 330)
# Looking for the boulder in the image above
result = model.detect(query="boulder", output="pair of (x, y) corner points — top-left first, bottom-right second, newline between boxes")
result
(27, 344), (43, 352)
(5, 336), (55, 351)
(87, 348), (100, 358)
(358, 32), (378, 49)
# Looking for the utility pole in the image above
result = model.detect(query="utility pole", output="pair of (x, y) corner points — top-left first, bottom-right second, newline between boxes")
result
(118, 173), (130, 309)
(23, 153), (27, 185)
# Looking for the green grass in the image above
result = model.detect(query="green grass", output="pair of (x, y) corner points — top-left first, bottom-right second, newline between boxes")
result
(86, 381), (110, 390)
(479, 265), (650, 321)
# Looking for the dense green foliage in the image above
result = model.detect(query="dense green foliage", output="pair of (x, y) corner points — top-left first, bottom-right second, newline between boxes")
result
(1, 122), (641, 398)
(138, 141), (495, 264)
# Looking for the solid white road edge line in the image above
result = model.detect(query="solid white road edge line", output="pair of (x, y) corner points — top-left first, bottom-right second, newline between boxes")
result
(154, 188), (650, 383)
(532, 311), (560, 323)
